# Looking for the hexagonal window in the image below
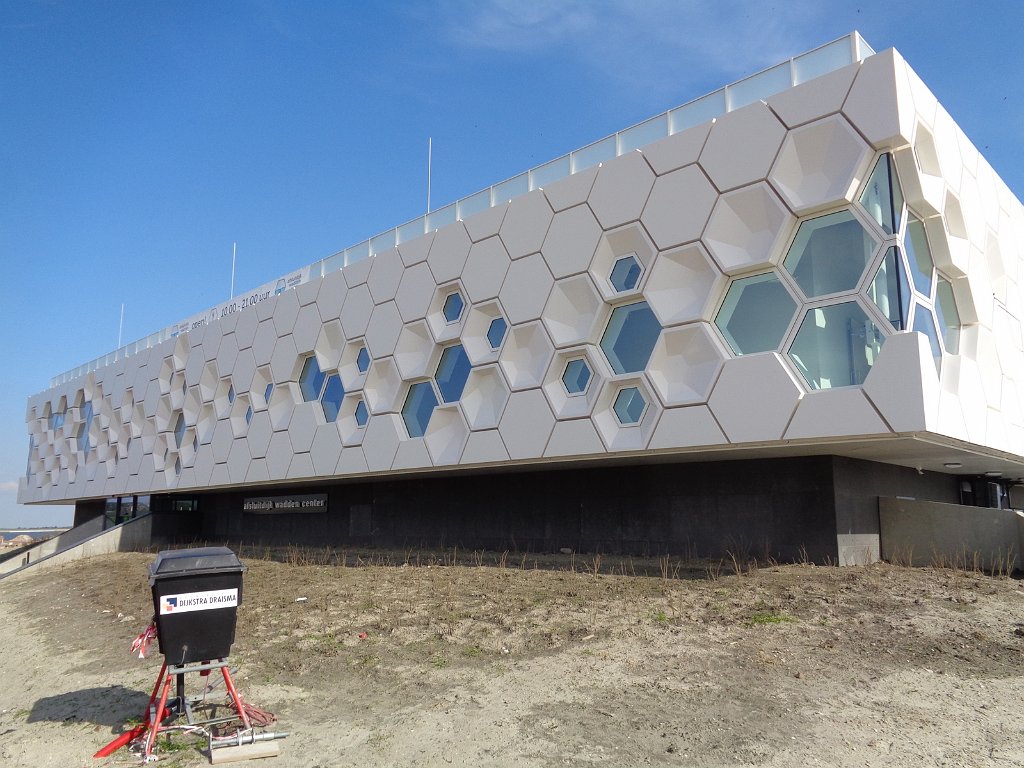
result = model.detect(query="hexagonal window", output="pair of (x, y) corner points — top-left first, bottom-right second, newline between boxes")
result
(298, 355), (327, 402)
(716, 273), (798, 355)
(913, 304), (942, 371)
(609, 254), (642, 292)
(264, 382), (274, 405)
(613, 387), (646, 425)
(486, 317), (508, 350)
(78, 401), (94, 452)
(600, 301), (661, 375)
(859, 153), (904, 236)
(866, 246), (911, 330)
(435, 344), (471, 403)
(245, 404), (254, 425)
(401, 381), (438, 438)
(904, 215), (934, 297)
(561, 358), (592, 395)
(356, 346), (371, 373)
(321, 373), (344, 422)
(784, 210), (878, 298)
(173, 412), (185, 449)
(934, 277), (961, 355)
(354, 399), (369, 428)
(442, 291), (465, 324)
(227, 384), (236, 405)
(174, 457), (182, 476)
(788, 302), (885, 389)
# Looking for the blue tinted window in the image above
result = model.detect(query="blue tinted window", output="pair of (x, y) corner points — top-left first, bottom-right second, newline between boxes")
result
(784, 210), (877, 298)
(354, 399), (369, 427)
(264, 382), (274, 404)
(298, 356), (326, 402)
(245, 405), (254, 425)
(402, 381), (438, 438)
(442, 292), (465, 323)
(356, 346), (371, 373)
(227, 384), (236, 404)
(486, 317), (508, 350)
(610, 254), (642, 292)
(435, 344), (471, 403)
(789, 302), (885, 389)
(613, 387), (646, 424)
(716, 273), (797, 355)
(562, 358), (592, 394)
(173, 411), (185, 448)
(321, 373), (345, 422)
(78, 401), (94, 452)
(859, 153), (903, 236)
(600, 301), (661, 374)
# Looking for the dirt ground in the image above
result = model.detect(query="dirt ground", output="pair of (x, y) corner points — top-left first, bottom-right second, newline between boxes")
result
(1, 549), (1023, 767)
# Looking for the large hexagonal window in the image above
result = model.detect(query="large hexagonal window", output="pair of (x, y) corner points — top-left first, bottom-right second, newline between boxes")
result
(859, 153), (904, 236)
(321, 373), (345, 423)
(934, 277), (961, 355)
(78, 401), (94, 452)
(562, 358), (592, 395)
(600, 301), (661, 375)
(783, 210), (878, 298)
(435, 344), (471, 403)
(298, 356), (326, 402)
(904, 215), (934, 297)
(866, 246), (910, 330)
(613, 386), (646, 425)
(402, 381), (439, 438)
(788, 302), (885, 389)
(716, 273), (797, 355)
(913, 306), (942, 371)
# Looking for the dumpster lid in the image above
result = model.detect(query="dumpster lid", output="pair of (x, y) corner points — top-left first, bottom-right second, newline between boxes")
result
(149, 546), (246, 581)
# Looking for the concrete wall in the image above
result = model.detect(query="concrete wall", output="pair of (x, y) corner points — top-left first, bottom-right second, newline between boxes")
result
(0, 514), (153, 581)
(878, 497), (1023, 571)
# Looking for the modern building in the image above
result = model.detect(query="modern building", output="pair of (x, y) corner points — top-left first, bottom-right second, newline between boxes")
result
(19, 34), (1024, 564)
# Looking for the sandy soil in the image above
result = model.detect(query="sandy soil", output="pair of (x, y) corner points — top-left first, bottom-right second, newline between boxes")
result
(1, 550), (1023, 767)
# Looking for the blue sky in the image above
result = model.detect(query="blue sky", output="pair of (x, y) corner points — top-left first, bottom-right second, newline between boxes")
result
(2, 0), (1022, 527)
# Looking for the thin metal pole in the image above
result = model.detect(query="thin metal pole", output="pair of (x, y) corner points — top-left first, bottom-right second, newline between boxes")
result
(230, 242), (236, 300)
(427, 137), (432, 213)
(117, 303), (124, 348)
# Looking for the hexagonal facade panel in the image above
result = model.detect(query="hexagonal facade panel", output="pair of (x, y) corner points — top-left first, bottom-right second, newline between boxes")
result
(699, 101), (786, 192)
(499, 190), (553, 260)
(542, 274), (606, 349)
(462, 236), (511, 303)
(590, 223), (656, 302)
(645, 243), (726, 327)
(770, 116), (872, 214)
(647, 324), (727, 406)
(541, 204), (602, 279)
(703, 183), (794, 275)
(641, 164), (717, 250)
(587, 151), (655, 230)
(499, 321), (555, 391)
(499, 253), (554, 325)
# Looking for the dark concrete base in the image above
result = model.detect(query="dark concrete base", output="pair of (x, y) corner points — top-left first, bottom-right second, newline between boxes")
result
(137, 455), (959, 564)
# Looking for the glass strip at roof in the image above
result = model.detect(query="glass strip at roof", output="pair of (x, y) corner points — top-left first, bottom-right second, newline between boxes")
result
(49, 32), (874, 389)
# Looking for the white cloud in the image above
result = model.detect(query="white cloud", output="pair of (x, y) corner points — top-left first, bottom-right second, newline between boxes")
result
(436, 0), (827, 95)
(0, 481), (20, 492)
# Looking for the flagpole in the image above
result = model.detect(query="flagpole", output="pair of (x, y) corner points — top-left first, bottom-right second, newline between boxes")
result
(230, 242), (236, 300)
(427, 137), (432, 213)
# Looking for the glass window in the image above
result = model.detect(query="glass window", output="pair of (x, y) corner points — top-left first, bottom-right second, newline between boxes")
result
(173, 412), (185, 448)
(354, 399), (369, 428)
(562, 358), (592, 395)
(600, 301), (662, 375)
(442, 292), (465, 324)
(486, 317), (508, 350)
(264, 382), (274, 404)
(613, 387), (647, 425)
(784, 210), (878, 298)
(298, 356), (326, 402)
(356, 346), (371, 373)
(866, 246), (911, 330)
(716, 273), (798, 355)
(904, 215), (934, 297)
(859, 153), (904, 236)
(174, 457), (181, 476)
(227, 384), (236, 405)
(609, 254), (642, 293)
(913, 305), (943, 371)
(78, 401), (94, 452)
(435, 344), (471, 403)
(934, 277), (961, 354)
(321, 373), (344, 422)
(788, 302), (885, 389)
(401, 381), (438, 438)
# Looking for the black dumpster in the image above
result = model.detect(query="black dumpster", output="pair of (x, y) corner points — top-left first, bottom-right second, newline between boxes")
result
(149, 547), (246, 665)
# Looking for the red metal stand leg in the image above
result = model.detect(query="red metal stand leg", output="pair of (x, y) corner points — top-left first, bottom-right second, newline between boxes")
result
(93, 662), (168, 758)
(220, 663), (252, 730)
(143, 671), (175, 759)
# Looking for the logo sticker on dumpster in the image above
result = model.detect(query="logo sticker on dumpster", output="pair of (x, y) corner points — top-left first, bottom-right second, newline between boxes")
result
(159, 588), (238, 615)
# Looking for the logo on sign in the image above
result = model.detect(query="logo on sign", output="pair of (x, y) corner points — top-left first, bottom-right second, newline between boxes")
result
(158, 588), (238, 615)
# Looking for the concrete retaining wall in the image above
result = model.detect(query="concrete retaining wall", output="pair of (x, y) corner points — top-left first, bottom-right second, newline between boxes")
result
(0, 514), (152, 581)
(879, 497), (1023, 571)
